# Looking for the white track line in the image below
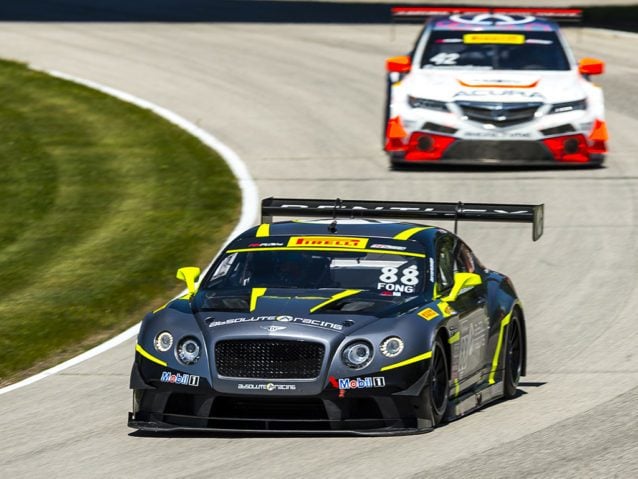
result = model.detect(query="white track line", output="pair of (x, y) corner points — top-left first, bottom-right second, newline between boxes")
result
(0, 68), (258, 396)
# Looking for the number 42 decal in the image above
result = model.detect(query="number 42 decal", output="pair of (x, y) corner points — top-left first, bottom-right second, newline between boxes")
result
(429, 53), (460, 65)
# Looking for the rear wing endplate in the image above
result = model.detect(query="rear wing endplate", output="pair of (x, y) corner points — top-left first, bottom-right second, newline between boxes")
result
(261, 197), (544, 241)
(391, 6), (583, 23)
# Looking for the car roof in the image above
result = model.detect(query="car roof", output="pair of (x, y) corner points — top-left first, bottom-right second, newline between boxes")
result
(236, 219), (447, 245)
(431, 14), (560, 33)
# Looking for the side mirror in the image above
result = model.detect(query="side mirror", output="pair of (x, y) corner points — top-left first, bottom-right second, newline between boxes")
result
(441, 272), (482, 303)
(386, 55), (412, 74)
(176, 266), (201, 295)
(578, 58), (605, 76)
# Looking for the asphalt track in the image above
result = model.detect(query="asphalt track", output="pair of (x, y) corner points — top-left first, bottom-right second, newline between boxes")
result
(1, 2), (638, 477)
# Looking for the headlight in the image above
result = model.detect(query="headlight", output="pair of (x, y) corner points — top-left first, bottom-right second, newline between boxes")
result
(342, 341), (373, 369)
(154, 331), (173, 353)
(550, 99), (587, 114)
(408, 96), (450, 112)
(380, 336), (404, 358)
(176, 337), (201, 365)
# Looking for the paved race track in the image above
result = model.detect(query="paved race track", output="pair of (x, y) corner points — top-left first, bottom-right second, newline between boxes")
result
(0, 2), (637, 477)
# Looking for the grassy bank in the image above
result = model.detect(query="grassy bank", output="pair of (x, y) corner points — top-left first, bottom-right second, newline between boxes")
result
(0, 60), (240, 384)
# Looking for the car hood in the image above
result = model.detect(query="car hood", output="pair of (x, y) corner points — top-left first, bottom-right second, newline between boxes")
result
(194, 288), (422, 338)
(405, 68), (586, 104)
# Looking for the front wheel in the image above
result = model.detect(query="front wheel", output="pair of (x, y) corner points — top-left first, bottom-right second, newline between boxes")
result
(425, 336), (449, 426)
(503, 310), (523, 399)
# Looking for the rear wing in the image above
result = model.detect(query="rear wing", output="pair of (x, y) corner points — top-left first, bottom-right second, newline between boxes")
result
(391, 6), (583, 23)
(261, 197), (544, 241)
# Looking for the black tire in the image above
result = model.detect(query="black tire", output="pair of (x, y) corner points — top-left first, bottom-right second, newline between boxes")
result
(425, 336), (449, 426)
(504, 310), (523, 399)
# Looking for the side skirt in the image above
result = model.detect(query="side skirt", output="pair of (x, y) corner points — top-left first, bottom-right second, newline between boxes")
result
(445, 380), (504, 421)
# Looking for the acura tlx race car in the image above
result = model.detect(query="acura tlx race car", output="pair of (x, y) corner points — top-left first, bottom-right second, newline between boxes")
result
(129, 198), (543, 434)
(385, 7), (608, 166)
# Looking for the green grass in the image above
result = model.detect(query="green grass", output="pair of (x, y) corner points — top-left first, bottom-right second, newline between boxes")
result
(0, 59), (240, 384)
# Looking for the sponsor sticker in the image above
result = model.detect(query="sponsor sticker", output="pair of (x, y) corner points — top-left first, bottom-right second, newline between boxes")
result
(288, 236), (368, 249)
(336, 376), (386, 390)
(418, 308), (439, 321)
(238, 382), (296, 391)
(370, 243), (407, 251)
(248, 242), (284, 247)
(464, 33), (525, 45)
(160, 371), (200, 387)
(453, 90), (544, 100)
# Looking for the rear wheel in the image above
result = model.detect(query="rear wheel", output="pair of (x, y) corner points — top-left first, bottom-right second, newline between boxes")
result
(425, 336), (449, 426)
(504, 310), (523, 398)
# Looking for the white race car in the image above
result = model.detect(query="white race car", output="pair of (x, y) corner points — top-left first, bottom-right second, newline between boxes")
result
(385, 8), (607, 167)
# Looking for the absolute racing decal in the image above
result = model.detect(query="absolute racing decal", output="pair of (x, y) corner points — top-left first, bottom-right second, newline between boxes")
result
(288, 236), (368, 249)
(248, 242), (284, 247)
(238, 383), (296, 391)
(208, 315), (344, 331)
(160, 371), (200, 387)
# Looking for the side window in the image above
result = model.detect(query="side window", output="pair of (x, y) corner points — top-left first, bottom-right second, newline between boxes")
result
(455, 242), (475, 274)
(436, 234), (456, 292)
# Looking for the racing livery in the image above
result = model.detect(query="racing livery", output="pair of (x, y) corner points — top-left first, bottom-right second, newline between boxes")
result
(129, 198), (543, 434)
(385, 7), (607, 166)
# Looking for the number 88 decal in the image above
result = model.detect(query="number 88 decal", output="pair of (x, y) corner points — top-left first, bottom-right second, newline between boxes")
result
(378, 265), (420, 293)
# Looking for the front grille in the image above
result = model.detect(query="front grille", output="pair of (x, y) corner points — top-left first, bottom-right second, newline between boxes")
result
(215, 340), (324, 379)
(443, 140), (553, 162)
(456, 101), (542, 127)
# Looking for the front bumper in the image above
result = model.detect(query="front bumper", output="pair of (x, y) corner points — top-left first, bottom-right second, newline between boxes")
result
(128, 360), (435, 435)
(387, 134), (604, 166)
(385, 114), (607, 166)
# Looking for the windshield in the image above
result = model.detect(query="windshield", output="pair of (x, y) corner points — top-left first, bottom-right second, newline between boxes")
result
(203, 249), (426, 295)
(421, 31), (569, 71)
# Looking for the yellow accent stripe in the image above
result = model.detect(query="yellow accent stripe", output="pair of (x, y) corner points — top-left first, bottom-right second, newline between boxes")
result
(448, 331), (461, 344)
(153, 302), (168, 314)
(226, 247), (426, 258)
(135, 344), (167, 367)
(310, 290), (362, 313)
(153, 293), (191, 314)
(454, 378), (460, 397)
(393, 226), (431, 240)
(255, 223), (270, 237)
(381, 351), (432, 372)
(438, 300), (455, 318)
(488, 308), (514, 384)
(250, 287), (267, 312)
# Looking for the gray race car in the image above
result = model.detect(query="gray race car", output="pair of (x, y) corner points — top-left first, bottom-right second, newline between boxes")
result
(129, 198), (543, 434)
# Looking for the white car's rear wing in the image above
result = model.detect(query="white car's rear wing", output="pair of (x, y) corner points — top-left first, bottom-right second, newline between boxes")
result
(391, 6), (583, 23)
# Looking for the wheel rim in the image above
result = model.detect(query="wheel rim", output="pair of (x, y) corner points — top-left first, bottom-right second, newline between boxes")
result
(507, 319), (522, 386)
(430, 346), (448, 413)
